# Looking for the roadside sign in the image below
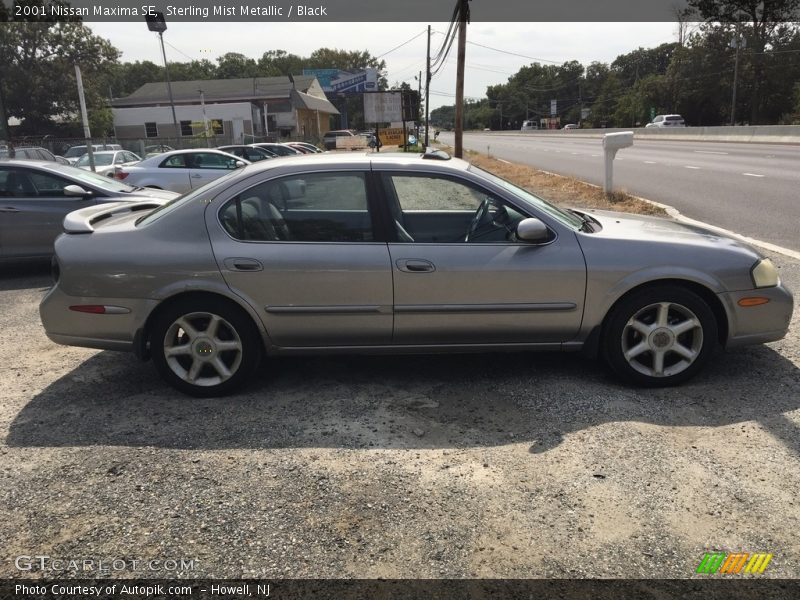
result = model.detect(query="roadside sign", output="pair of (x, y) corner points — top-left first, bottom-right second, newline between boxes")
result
(364, 92), (403, 123)
(378, 127), (405, 146)
(550, 99), (557, 116)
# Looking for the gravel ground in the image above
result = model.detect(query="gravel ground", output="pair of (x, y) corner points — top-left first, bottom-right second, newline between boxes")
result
(1, 254), (798, 581)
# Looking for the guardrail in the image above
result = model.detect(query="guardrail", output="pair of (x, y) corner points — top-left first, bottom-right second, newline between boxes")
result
(478, 125), (800, 144)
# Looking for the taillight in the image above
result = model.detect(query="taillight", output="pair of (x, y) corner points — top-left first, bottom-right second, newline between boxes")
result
(69, 305), (131, 314)
(115, 170), (129, 180)
(70, 305), (107, 314)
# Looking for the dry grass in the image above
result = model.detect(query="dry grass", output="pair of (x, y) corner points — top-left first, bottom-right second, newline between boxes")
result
(437, 145), (667, 217)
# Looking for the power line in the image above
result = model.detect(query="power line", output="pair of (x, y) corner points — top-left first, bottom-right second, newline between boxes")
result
(375, 29), (428, 60)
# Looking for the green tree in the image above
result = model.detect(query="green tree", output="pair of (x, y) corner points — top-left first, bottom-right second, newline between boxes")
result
(689, 0), (800, 123)
(0, 18), (119, 134)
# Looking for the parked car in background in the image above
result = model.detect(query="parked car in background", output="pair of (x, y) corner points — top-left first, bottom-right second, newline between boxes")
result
(75, 150), (141, 177)
(63, 144), (123, 165)
(113, 149), (248, 194)
(646, 114), (685, 128)
(39, 151), (793, 396)
(144, 144), (174, 158)
(563, 123), (578, 130)
(0, 160), (176, 261)
(249, 143), (302, 157)
(520, 120), (537, 131)
(322, 130), (358, 150)
(0, 146), (69, 165)
(217, 145), (274, 162)
(285, 142), (323, 154)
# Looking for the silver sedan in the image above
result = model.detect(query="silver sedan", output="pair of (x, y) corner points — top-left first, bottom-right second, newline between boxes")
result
(40, 151), (793, 396)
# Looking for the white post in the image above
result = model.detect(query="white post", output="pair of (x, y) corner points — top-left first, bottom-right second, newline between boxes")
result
(74, 64), (95, 172)
(602, 131), (634, 195)
(199, 89), (209, 147)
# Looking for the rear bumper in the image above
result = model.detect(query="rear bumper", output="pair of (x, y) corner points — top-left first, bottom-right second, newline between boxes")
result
(39, 284), (157, 353)
(719, 283), (794, 348)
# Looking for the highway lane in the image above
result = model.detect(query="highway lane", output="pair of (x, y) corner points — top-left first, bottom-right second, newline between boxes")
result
(439, 132), (800, 251)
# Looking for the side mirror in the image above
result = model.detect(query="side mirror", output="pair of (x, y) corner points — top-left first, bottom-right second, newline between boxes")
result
(516, 217), (550, 243)
(234, 160), (247, 169)
(63, 184), (91, 197)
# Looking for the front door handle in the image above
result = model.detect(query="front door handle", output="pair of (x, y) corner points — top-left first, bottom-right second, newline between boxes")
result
(0, 207), (20, 213)
(191, 174), (204, 179)
(396, 259), (435, 273)
(223, 257), (263, 272)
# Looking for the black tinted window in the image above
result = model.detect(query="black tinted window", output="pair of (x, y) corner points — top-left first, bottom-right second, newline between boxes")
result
(220, 172), (372, 243)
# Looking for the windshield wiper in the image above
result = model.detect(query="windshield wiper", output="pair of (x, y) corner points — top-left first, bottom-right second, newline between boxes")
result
(569, 209), (596, 233)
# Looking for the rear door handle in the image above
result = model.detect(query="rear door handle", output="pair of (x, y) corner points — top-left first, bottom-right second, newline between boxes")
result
(396, 259), (435, 273)
(223, 257), (263, 272)
(0, 207), (20, 213)
(191, 174), (203, 179)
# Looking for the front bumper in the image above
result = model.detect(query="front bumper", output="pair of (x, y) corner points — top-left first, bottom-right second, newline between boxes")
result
(719, 282), (794, 348)
(39, 284), (157, 353)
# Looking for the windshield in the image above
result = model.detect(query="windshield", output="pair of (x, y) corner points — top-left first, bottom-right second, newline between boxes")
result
(136, 168), (242, 227)
(62, 166), (137, 192)
(470, 165), (585, 230)
(76, 153), (114, 166)
(64, 147), (87, 158)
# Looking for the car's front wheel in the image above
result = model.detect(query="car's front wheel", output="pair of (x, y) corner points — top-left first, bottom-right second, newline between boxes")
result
(150, 298), (261, 397)
(603, 285), (718, 386)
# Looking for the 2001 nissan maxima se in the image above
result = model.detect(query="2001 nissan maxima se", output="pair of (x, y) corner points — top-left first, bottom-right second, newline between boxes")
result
(40, 151), (793, 396)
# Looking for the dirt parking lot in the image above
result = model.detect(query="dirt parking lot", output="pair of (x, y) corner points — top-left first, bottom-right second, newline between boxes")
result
(1, 255), (799, 580)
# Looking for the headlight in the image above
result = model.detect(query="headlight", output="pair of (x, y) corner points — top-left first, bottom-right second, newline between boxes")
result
(751, 259), (779, 288)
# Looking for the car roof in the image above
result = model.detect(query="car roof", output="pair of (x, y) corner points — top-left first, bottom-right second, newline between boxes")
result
(233, 152), (470, 176)
(0, 159), (67, 170)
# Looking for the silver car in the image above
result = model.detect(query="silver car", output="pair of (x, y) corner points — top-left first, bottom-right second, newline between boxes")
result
(40, 151), (793, 396)
(114, 149), (249, 193)
(0, 160), (176, 261)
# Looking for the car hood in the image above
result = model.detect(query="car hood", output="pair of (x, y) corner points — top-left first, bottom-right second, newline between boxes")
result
(577, 208), (761, 258)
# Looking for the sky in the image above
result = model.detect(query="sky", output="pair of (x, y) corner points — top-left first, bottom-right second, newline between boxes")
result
(87, 22), (679, 110)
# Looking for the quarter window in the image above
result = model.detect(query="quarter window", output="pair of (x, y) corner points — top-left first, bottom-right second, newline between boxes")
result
(220, 172), (373, 243)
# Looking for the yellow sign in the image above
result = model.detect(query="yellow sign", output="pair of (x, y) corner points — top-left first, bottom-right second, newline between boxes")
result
(379, 128), (405, 146)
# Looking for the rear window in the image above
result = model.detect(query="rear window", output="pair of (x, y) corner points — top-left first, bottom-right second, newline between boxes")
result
(666, 116), (683, 121)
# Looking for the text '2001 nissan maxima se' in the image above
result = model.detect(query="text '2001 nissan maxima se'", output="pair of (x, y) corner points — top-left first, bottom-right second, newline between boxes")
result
(40, 150), (793, 397)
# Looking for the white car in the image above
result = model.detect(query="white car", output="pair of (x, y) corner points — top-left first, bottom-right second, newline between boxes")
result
(75, 150), (141, 177)
(645, 114), (685, 128)
(113, 149), (249, 193)
(63, 143), (123, 165)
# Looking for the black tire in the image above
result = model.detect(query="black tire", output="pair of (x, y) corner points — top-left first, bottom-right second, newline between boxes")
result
(150, 297), (262, 397)
(602, 285), (718, 387)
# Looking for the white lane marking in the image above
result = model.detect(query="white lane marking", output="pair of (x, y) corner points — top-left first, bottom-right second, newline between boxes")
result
(642, 197), (800, 261)
(684, 165), (701, 169)
(694, 150), (729, 155)
(742, 172), (765, 178)
(571, 152), (580, 155)
(644, 161), (657, 164)
(497, 158), (511, 164)
(591, 154), (600, 157)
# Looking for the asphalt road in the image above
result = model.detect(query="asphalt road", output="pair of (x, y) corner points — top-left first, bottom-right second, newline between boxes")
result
(439, 132), (800, 252)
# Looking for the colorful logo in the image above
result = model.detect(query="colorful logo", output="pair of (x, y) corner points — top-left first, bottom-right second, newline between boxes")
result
(696, 552), (773, 574)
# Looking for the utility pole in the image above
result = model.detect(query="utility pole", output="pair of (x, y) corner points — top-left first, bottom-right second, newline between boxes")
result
(74, 64), (95, 172)
(730, 32), (745, 126)
(454, 0), (469, 158)
(198, 89), (209, 146)
(424, 24), (431, 147)
(146, 14), (179, 142)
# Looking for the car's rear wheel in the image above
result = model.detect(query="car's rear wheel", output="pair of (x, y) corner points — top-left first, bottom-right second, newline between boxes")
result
(603, 285), (718, 386)
(150, 298), (261, 397)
